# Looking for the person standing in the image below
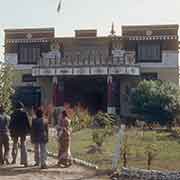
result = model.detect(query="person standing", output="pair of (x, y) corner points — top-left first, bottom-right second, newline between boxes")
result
(9, 101), (30, 167)
(57, 110), (72, 167)
(31, 107), (48, 169)
(0, 105), (10, 165)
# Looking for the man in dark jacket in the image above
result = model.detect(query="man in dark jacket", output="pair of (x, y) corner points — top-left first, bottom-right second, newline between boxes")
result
(0, 105), (10, 165)
(9, 101), (30, 167)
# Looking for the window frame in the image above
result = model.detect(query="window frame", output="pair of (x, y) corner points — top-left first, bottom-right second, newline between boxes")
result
(136, 41), (162, 63)
(22, 74), (37, 82)
(18, 43), (40, 64)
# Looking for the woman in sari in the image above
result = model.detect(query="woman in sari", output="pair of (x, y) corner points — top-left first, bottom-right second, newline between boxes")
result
(57, 110), (72, 167)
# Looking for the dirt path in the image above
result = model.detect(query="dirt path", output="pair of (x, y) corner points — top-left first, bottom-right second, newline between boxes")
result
(0, 151), (109, 180)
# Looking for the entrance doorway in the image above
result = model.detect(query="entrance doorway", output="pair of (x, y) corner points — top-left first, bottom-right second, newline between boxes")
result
(64, 76), (107, 114)
(13, 86), (41, 108)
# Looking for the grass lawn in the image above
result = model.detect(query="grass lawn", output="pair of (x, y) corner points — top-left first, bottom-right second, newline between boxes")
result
(47, 128), (180, 171)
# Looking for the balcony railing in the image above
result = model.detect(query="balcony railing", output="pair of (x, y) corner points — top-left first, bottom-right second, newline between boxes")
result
(36, 51), (136, 67)
(32, 51), (140, 76)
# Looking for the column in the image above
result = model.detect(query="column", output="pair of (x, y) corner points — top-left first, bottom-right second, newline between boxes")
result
(107, 75), (116, 114)
(52, 76), (64, 108)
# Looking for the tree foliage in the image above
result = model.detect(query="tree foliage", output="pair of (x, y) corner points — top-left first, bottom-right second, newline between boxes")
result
(0, 62), (14, 113)
(131, 80), (180, 126)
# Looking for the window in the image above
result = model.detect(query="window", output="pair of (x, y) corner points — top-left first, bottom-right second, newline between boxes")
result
(141, 73), (158, 80)
(22, 74), (36, 82)
(137, 43), (161, 62)
(18, 44), (40, 64)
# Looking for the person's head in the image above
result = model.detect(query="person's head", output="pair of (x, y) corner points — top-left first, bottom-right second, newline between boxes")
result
(0, 104), (4, 114)
(15, 101), (24, 110)
(62, 110), (68, 118)
(35, 107), (43, 118)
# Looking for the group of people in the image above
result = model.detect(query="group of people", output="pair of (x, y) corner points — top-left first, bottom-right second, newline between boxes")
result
(0, 101), (72, 169)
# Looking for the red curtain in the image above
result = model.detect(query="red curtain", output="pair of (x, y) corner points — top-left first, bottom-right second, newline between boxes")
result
(52, 82), (61, 106)
(107, 77), (112, 106)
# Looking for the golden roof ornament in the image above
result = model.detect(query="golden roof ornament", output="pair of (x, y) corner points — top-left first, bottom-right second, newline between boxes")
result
(110, 22), (116, 36)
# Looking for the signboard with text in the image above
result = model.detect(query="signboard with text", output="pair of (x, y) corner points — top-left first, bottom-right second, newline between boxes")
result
(39, 68), (56, 76)
(32, 66), (140, 76)
(56, 68), (72, 75)
(73, 67), (90, 75)
(91, 67), (108, 75)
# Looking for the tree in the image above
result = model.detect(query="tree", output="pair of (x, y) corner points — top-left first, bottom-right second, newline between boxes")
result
(131, 80), (180, 127)
(0, 62), (14, 113)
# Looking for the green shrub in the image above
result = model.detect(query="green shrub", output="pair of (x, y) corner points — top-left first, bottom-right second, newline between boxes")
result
(93, 111), (118, 128)
(92, 112), (115, 149)
(65, 104), (93, 131)
(131, 80), (180, 127)
(145, 143), (158, 170)
(92, 129), (105, 147)
(121, 134), (130, 167)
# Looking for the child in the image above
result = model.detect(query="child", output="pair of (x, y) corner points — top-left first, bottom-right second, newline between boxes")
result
(0, 105), (9, 165)
(31, 107), (48, 169)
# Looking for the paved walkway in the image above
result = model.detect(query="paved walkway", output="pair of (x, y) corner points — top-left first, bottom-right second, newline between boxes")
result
(0, 151), (109, 180)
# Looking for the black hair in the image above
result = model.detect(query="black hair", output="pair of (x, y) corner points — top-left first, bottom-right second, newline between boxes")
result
(15, 101), (24, 109)
(35, 107), (43, 118)
(62, 110), (68, 118)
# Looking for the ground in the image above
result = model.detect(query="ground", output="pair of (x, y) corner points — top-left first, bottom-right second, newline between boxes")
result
(0, 151), (109, 180)
(3, 127), (179, 179)
(48, 128), (180, 170)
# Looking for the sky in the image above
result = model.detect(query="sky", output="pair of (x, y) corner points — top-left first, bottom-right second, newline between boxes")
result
(0, 0), (180, 59)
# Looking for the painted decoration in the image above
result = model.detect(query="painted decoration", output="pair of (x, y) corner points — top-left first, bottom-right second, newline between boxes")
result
(56, 68), (73, 75)
(112, 49), (125, 58)
(109, 67), (126, 74)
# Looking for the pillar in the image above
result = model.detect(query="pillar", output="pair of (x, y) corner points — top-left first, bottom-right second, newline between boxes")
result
(107, 75), (116, 114)
(52, 76), (64, 126)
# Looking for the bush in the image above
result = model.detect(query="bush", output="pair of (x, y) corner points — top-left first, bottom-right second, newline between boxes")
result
(92, 125), (113, 148)
(64, 103), (93, 131)
(92, 129), (105, 147)
(145, 143), (158, 170)
(91, 112), (116, 151)
(131, 80), (180, 127)
(93, 111), (119, 128)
